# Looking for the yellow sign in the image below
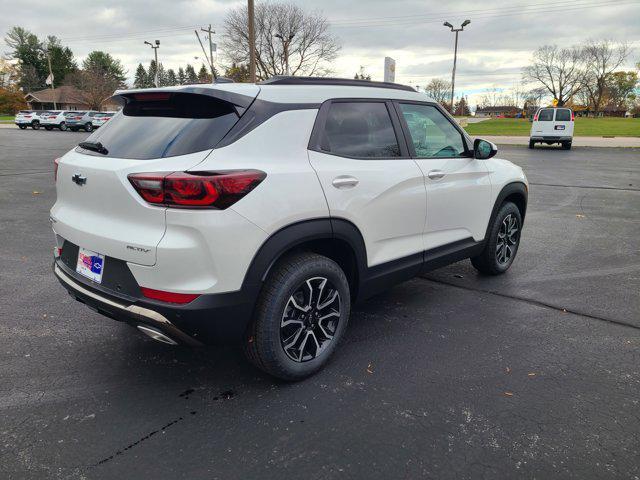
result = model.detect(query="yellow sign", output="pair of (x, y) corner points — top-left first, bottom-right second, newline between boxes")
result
(552, 98), (558, 107)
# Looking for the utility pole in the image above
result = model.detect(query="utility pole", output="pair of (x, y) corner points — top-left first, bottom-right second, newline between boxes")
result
(200, 24), (217, 82)
(275, 33), (294, 76)
(443, 20), (470, 113)
(45, 47), (56, 109)
(144, 40), (160, 87)
(248, 0), (256, 82)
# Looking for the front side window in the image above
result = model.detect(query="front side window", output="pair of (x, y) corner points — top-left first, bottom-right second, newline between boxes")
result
(555, 109), (571, 121)
(538, 109), (554, 121)
(321, 102), (400, 158)
(398, 103), (466, 158)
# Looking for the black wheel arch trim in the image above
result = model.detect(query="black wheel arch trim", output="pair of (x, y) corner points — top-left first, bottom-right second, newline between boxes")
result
(485, 182), (528, 239)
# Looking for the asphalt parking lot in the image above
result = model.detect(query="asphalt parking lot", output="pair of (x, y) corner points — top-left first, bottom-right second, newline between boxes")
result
(1, 128), (639, 479)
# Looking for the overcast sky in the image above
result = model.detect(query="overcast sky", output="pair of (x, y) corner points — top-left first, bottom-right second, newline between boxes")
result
(1, 0), (638, 105)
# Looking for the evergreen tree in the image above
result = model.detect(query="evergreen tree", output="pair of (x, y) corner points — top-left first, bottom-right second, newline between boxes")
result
(185, 64), (197, 84)
(177, 67), (186, 85)
(147, 60), (157, 86)
(224, 63), (249, 82)
(197, 64), (211, 83)
(166, 68), (178, 86)
(156, 62), (168, 86)
(133, 63), (147, 88)
(82, 50), (126, 85)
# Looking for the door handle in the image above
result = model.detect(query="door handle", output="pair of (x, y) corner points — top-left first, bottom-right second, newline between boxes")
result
(427, 170), (445, 180)
(332, 176), (359, 189)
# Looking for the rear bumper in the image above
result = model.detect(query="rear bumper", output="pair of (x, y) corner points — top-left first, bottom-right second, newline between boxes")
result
(53, 258), (258, 346)
(530, 136), (572, 142)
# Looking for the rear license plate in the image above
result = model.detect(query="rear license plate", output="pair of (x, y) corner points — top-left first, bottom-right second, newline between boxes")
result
(76, 247), (105, 283)
(555, 125), (565, 130)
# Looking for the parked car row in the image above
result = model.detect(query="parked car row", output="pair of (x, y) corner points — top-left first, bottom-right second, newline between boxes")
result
(14, 110), (116, 132)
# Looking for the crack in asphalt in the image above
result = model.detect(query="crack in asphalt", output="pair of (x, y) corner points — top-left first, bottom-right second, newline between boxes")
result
(420, 276), (640, 331)
(529, 182), (639, 192)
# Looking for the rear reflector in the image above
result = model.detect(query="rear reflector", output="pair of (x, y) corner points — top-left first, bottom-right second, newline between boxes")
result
(140, 287), (200, 304)
(133, 92), (171, 101)
(128, 170), (266, 209)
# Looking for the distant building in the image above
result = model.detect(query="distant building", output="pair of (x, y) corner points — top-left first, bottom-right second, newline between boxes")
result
(24, 85), (119, 111)
(475, 105), (521, 118)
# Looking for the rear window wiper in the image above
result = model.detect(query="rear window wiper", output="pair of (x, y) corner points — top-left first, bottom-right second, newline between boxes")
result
(79, 141), (108, 155)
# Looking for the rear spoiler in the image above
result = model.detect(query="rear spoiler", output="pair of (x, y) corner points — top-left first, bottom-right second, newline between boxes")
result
(110, 86), (258, 112)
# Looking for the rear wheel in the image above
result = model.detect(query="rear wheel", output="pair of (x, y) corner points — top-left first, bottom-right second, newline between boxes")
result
(31, 121), (40, 130)
(244, 252), (350, 381)
(528, 140), (535, 149)
(18, 125), (27, 130)
(562, 141), (572, 150)
(59, 122), (67, 131)
(471, 202), (522, 275)
(84, 123), (93, 132)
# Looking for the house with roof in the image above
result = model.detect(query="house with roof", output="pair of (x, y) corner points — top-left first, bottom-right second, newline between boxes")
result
(474, 105), (521, 118)
(24, 85), (119, 111)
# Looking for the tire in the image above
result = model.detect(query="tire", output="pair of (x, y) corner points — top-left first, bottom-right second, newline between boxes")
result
(562, 141), (572, 150)
(471, 202), (522, 275)
(31, 121), (40, 130)
(84, 123), (93, 132)
(59, 122), (67, 131)
(18, 125), (27, 130)
(528, 140), (535, 149)
(244, 252), (351, 381)
(44, 126), (53, 131)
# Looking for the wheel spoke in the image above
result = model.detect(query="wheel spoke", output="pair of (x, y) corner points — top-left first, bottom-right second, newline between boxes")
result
(314, 278), (327, 309)
(317, 289), (339, 310)
(290, 295), (310, 313)
(283, 324), (305, 350)
(297, 331), (311, 361)
(281, 318), (304, 328)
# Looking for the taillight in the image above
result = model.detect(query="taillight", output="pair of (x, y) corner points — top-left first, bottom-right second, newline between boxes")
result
(140, 287), (199, 304)
(571, 111), (575, 121)
(533, 114), (538, 121)
(54, 158), (60, 182)
(25, 115), (32, 118)
(128, 170), (266, 209)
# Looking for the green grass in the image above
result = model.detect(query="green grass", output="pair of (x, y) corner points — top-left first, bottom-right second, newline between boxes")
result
(0, 115), (14, 122)
(463, 117), (640, 137)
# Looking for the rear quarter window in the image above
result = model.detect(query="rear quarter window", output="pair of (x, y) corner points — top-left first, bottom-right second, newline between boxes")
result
(78, 93), (240, 159)
(555, 109), (572, 121)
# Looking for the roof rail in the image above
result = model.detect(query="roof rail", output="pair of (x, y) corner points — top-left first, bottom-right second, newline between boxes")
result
(259, 76), (416, 92)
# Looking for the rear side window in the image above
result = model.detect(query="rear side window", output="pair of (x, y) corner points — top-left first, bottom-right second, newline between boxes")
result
(321, 102), (400, 158)
(555, 109), (571, 121)
(537, 109), (554, 121)
(80, 93), (240, 159)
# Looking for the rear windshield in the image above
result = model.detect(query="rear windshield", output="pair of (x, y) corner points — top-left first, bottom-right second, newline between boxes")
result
(555, 109), (571, 121)
(537, 109), (554, 121)
(18, 110), (33, 114)
(65, 111), (84, 115)
(79, 93), (239, 159)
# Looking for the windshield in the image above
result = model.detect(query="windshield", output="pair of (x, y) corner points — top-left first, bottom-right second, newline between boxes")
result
(79, 93), (240, 159)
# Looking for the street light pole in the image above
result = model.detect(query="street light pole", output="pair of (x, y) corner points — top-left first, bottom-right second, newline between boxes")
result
(144, 40), (160, 87)
(275, 33), (294, 76)
(443, 20), (470, 114)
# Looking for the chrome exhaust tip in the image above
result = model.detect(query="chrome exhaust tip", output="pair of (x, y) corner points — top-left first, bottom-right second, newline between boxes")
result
(137, 325), (178, 345)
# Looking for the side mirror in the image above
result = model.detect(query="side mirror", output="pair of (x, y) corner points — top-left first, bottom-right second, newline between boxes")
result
(474, 138), (497, 159)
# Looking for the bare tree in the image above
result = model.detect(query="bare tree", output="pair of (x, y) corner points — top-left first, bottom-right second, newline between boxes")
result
(580, 40), (630, 113)
(478, 87), (501, 108)
(222, 2), (340, 80)
(65, 68), (120, 110)
(423, 78), (451, 105)
(522, 45), (584, 106)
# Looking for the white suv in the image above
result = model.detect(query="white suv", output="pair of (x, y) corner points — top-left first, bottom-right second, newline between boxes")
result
(51, 77), (528, 380)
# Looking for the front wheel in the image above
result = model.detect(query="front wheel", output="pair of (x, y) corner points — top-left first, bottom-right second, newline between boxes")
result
(31, 121), (40, 130)
(59, 122), (67, 131)
(84, 123), (93, 132)
(244, 252), (351, 381)
(471, 202), (522, 275)
(528, 140), (535, 149)
(18, 125), (27, 130)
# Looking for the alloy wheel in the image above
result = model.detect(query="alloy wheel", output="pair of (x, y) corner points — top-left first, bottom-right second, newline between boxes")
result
(280, 277), (341, 362)
(496, 213), (519, 265)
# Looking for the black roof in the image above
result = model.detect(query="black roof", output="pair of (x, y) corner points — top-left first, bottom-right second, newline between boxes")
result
(260, 76), (416, 92)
